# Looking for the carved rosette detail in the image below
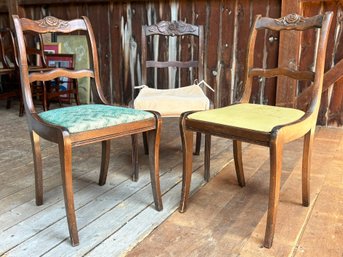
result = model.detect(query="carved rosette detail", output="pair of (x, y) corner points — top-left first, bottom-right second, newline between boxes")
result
(276, 13), (305, 26)
(35, 16), (69, 29)
(148, 21), (196, 35)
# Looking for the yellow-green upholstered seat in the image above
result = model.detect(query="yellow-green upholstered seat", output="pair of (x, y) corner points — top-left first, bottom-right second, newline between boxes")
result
(188, 103), (305, 133)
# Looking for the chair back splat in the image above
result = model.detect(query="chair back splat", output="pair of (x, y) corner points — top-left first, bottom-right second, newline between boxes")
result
(179, 12), (333, 248)
(12, 15), (163, 246)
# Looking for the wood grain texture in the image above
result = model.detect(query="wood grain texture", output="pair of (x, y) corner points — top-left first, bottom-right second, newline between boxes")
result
(2, 0), (341, 126)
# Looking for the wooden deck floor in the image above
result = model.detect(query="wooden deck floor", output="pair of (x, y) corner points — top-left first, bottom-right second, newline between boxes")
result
(0, 101), (342, 257)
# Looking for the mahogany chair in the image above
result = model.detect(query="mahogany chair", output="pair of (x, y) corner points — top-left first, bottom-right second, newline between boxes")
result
(24, 32), (80, 111)
(134, 20), (212, 181)
(0, 28), (23, 116)
(12, 15), (163, 246)
(179, 12), (333, 248)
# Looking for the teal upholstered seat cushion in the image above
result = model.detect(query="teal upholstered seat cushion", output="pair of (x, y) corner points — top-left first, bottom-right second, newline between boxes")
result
(39, 104), (155, 133)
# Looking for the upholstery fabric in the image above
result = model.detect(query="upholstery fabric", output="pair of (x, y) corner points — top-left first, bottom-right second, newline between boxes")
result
(188, 103), (305, 133)
(39, 104), (155, 133)
(134, 85), (210, 117)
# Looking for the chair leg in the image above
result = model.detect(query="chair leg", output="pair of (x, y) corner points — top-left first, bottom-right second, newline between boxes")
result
(179, 115), (194, 213)
(99, 140), (111, 186)
(73, 79), (80, 105)
(6, 98), (11, 109)
(194, 132), (201, 155)
(19, 98), (24, 117)
(204, 134), (211, 182)
(233, 140), (246, 187)
(146, 118), (163, 211)
(29, 130), (43, 206)
(302, 128), (314, 207)
(142, 132), (149, 155)
(58, 138), (79, 246)
(131, 134), (139, 182)
(264, 140), (283, 248)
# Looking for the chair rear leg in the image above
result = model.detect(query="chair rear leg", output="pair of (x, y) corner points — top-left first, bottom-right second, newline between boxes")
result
(58, 138), (79, 246)
(73, 79), (80, 105)
(204, 134), (211, 182)
(194, 132), (201, 155)
(264, 140), (283, 248)
(142, 132), (149, 155)
(233, 140), (246, 187)
(99, 140), (111, 186)
(6, 98), (11, 109)
(147, 118), (163, 211)
(179, 114), (194, 213)
(302, 128), (314, 207)
(131, 135), (139, 181)
(29, 130), (43, 206)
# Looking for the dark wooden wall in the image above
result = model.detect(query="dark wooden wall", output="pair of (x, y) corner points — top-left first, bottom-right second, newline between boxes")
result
(301, 1), (343, 126)
(1, 0), (342, 126)
(9, 0), (281, 108)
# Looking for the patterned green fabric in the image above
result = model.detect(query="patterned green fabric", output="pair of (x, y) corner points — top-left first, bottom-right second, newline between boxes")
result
(39, 104), (155, 133)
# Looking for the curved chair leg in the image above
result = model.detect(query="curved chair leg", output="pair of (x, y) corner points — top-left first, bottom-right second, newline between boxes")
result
(147, 118), (163, 211)
(142, 132), (149, 155)
(194, 132), (201, 155)
(204, 134), (211, 182)
(179, 115), (194, 213)
(131, 134), (139, 182)
(302, 128), (315, 207)
(233, 140), (246, 187)
(30, 130), (43, 206)
(99, 140), (111, 186)
(264, 140), (283, 248)
(58, 137), (79, 246)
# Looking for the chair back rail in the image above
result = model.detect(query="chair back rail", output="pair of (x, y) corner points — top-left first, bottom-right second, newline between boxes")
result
(241, 12), (333, 115)
(141, 20), (204, 88)
(12, 15), (108, 115)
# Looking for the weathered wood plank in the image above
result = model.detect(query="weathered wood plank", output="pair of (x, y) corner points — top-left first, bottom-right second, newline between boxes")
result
(276, 0), (302, 107)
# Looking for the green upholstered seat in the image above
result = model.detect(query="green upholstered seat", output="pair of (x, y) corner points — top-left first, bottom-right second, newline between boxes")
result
(39, 104), (155, 133)
(188, 103), (305, 133)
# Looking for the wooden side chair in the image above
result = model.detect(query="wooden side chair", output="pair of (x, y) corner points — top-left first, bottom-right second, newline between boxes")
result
(134, 20), (212, 181)
(0, 28), (23, 116)
(12, 15), (163, 246)
(179, 12), (333, 248)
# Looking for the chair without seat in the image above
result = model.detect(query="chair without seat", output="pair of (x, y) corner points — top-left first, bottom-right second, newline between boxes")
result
(12, 15), (163, 246)
(0, 28), (23, 116)
(179, 12), (333, 248)
(134, 20), (212, 181)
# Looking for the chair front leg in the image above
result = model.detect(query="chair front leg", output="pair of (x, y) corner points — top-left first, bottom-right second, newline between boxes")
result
(302, 128), (315, 207)
(131, 134), (139, 181)
(29, 130), (43, 206)
(233, 140), (246, 187)
(147, 117), (163, 211)
(264, 140), (283, 248)
(99, 140), (111, 186)
(58, 137), (79, 246)
(179, 116), (194, 213)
